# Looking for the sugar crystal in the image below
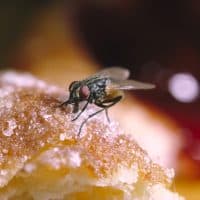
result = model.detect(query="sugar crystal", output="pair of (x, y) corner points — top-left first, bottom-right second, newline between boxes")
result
(2, 119), (17, 137)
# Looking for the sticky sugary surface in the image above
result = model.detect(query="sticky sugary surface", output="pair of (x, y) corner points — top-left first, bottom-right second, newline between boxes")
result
(0, 72), (183, 200)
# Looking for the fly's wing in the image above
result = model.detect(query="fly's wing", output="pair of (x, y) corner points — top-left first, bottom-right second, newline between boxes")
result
(85, 67), (130, 81)
(108, 79), (156, 90)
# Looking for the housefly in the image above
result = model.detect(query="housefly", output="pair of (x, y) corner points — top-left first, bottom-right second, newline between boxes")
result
(60, 67), (155, 135)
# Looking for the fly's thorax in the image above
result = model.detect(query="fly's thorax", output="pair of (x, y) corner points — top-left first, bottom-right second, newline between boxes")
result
(88, 78), (108, 99)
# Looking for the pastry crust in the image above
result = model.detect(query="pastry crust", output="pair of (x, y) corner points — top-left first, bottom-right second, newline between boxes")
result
(0, 72), (183, 200)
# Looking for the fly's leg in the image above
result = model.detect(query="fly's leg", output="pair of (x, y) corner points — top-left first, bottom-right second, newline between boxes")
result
(105, 108), (110, 122)
(72, 100), (89, 121)
(58, 100), (70, 108)
(72, 102), (79, 113)
(95, 95), (122, 123)
(78, 95), (122, 136)
(58, 100), (79, 114)
(78, 108), (105, 136)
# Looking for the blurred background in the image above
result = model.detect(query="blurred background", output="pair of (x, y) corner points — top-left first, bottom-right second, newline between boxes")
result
(0, 1), (199, 199)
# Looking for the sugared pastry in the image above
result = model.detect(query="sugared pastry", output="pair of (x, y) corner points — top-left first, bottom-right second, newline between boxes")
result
(0, 72), (184, 200)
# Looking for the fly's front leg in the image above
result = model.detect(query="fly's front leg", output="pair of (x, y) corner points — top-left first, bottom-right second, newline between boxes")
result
(58, 99), (79, 114)
(72, 101), (89, 121)
(105, 109), (110, 122)
(72, 102), (79, 113)
(63, 102), (79, 114)
(58, 100), (70, 108)
(72, 96), (92, 121)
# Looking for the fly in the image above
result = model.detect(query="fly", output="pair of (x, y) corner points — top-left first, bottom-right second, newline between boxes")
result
(60, 67), (155, 135)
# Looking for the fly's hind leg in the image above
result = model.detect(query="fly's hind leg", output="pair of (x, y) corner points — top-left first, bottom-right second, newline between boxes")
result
(95, 95), (123, 123)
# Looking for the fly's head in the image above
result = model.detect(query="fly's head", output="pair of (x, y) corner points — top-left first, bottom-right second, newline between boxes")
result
(68, 81), (90, 104)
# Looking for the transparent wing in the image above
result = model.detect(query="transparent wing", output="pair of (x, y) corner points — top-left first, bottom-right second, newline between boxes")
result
(86, 67), (130, 81)
(108, 79), (156, 90)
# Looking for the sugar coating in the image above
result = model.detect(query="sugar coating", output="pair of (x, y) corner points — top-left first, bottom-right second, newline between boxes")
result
(37, 148), (81, 169)
(1, 71), (46, 89)
(0, 71), (174, 191)
(146, 184), (184, 200)
(2, 119), (17, 137)
(68, 151), (82, 167)
(23, 163), (36, 173)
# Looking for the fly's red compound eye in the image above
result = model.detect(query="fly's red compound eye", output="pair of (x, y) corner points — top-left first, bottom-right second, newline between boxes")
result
(79, 85), (90, 99)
